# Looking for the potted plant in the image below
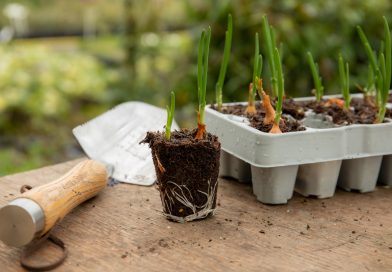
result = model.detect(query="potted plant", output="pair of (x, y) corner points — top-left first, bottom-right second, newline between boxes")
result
(142, 28), (221, 222)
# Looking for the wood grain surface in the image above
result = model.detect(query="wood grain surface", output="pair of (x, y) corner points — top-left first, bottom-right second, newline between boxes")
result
(0, 159), (392, 271)
(22, 159), (107, 233)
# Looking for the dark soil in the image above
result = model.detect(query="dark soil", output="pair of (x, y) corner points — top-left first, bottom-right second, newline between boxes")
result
(282, 99), (306, 120)
(213, 94), (390, 129)
(313, 104), (356, 125)
(350, 98), (380, 124)
(298, 100), (355, 125)
(215, 99), (305, 120)
(212, 102), (305, 133)
(389, 93), (392, 103)
(249, 114), (305, 133)
(141, 129), (220, 221)
(305, 98), (379, 124)
(231, 98), (383, 123)
(216, 102), (263, 116)
(384, 107), (392, 119)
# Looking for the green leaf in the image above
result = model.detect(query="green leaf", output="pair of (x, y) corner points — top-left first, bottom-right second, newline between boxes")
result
(262, 15), (277, 97)
(216, 14), (233, 109)
(378, 53), (387, 121)
(165, 91), (175, 140)
(197, 30), (205, 107)
(383, 16), (391, 94)
(338, 54), (350, 109)
(345, 62), (351, 108)
(338, 54), (345, 89)
(257, 54), (263, 78)
(365, 64), (375, 94)
(379, 53), (387, 98)
(197, 27), (211, 125)
(273, 47), (284, 124)
(251, 32), (260, 98)
(306, 51), (324, 101)
(357, 26), (379, 75)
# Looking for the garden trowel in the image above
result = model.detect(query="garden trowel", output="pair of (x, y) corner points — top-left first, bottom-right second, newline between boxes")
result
(0, 101), (178, 247)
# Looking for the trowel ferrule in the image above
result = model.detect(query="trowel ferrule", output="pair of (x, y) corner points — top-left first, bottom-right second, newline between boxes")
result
(0, 198), (45, 247)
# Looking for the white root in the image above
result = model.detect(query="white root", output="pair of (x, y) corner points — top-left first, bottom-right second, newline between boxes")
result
(161, 179), (218, 223)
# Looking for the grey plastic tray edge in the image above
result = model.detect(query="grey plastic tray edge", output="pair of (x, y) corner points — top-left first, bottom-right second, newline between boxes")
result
(205, 104), (392, 168)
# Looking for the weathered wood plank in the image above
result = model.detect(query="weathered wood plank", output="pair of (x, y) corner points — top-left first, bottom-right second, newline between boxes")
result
(1, 159), (391, 271)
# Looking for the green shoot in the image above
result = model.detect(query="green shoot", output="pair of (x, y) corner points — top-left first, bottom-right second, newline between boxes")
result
(384, 16), (391, 90)
(358, 26), (380, 106)
(165, 91), (175, 141)
(306, 52), (324, 102)
(357, 26), (379, 75)
(260, 16), (285, 133)
(262, 15), (278, 97)
(246, 32), (262, 114)
(196, 27), (211, 139)
(357, 16), (391, 122)
(377, 53), (386, 118)
(215, 14), (233, 111)
(364, 64), (376, 97)
(376, 16), (391, 122)
(255, 54), (263, 87)
(338, 54), (351, 110)
(273, 47), (284, 126)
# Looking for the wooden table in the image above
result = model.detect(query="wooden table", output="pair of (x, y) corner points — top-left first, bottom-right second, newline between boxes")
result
(1, 159), (392, 271)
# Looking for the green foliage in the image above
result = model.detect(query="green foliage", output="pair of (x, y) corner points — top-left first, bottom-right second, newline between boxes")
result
(123, 1), (392, 113)
(215, 14), (233, 110)
(376, 55), (390, 121)
(0, 142), (47, 176)
(0, 45), (111, 118)
(357, 16), (391, 122)
(165, 91), (175, 140)
(357, 26), (379, 76)
(262, 15), (278, 97)
(0, 43), (116, 175)
(197, 27), (211, 125)
(307, 52), (324, 102)
(379, 16), (392, 122)
(251, 33), (262, 104)
(274, 48), (284, 124)
(4, 1), (392, 175)
(364, 64), (376, 96)
(357, 26), (381, 105)
(383, 16), (391, 91)
(260, 16), (284, 123)
(338, 54), (351, 110)
(0, 0), (123, 36)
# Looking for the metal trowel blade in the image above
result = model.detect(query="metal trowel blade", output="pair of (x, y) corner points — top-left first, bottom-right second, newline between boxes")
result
(72, 101), (178, 186)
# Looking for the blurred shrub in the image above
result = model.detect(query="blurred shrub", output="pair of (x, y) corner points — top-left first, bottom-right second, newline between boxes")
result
(2, 0), (392, 174)
(0, 0), (124, 36)
(124, 0), (392, 126)
(0, 45), (115, 134)
(0, 42), (120, 175)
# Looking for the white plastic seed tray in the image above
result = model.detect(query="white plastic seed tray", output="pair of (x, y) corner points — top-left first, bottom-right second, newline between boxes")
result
(205, 97), (392, 204)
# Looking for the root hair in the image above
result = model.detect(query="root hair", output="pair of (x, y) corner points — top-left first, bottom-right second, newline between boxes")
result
(161, 179), (217, 223)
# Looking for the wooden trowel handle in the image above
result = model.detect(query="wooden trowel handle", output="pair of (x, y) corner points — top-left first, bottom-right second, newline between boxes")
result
(21, 160), (108, 234)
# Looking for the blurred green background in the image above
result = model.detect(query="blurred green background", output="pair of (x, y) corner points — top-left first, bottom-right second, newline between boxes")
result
(0, 0), (391, 175)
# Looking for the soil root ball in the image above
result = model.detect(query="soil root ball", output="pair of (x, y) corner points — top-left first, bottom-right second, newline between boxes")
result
(141, 129), (221, 222)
